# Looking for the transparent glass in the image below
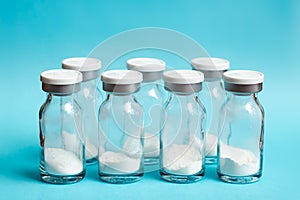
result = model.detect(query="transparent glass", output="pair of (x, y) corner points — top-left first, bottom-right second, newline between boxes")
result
(136, 80), (165, 167)
(39, 94), (85, 184)
(74, 79), (102, 165)
(98, 92), (144, 184)
(160, 92), (206, 183)
(217, 92), (264, 184)
(200, 78), (227, 164)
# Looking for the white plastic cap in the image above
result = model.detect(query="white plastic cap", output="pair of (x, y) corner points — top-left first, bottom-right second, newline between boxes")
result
(223, 70), (264, 85)
(62, 57), (101, 72)
(101, 70), (143, 85)
(126, 58), (166, 72)
(163, 70), (204, 84)
(191, 57), (229, 71)
(40, 69), (83, 85)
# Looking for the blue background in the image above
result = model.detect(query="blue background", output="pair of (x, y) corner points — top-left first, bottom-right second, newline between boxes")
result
(0, 0), (299, 199)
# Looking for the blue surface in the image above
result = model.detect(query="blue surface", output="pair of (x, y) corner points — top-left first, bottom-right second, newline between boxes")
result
(0, 0), (299, 199)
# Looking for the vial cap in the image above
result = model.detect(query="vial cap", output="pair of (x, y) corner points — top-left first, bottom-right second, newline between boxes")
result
(40, 69), (83, 85)
(101, 70), (143, 85)
(191, 57), (230, 71)
(62, 57), (101, 72)
(127, 58), (166, 72)
(163, 70), (204, 84)
(223, 70), (264, 85)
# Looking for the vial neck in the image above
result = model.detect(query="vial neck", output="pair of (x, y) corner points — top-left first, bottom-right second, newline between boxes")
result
(106, 92), (135, 100)
(48, 93), (73, 98)
(46, 93), (75, 105)
(141, 79), (163, 92)
(141, 79), (161, 86)
(170, 92), (198, 103)
(205, 78), (223, 88)
(228, 92), (257, 103)
(81, 79), (98, 89)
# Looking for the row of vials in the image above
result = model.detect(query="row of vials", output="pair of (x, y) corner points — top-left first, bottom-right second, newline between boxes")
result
(39, 57), (264, 184)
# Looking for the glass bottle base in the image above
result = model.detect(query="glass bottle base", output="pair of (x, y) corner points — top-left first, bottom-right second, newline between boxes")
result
(40, 171), (86, 184)
(217, 171), (261, 184)
(99, 173), (143, 184)
(205, 156), (217, 165)
(160, 169), (204, 184)
(144, 157), (159, 166)
(86, 157), (98, 166)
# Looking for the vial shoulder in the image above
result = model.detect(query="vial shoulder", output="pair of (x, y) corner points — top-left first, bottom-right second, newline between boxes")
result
(41, 97), (81, 118)
(129, 98), (144, 116)
(75, 86), (103, 103)
(137, 86), (164, 103)
(223, 98), (264, 119)
(99, 96), (143, 116)
(165, 95), (205, 115)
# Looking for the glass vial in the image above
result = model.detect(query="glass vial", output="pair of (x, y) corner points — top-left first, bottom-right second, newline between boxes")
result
(39, 69), (85, 184)
(62, 57), (102, 165)
(217, 70), (264, 184)
(191, 57), (229, 164)
(160, 70), (206, 183)
(127, 58), (166, 168)
(98, 70), (144, 184)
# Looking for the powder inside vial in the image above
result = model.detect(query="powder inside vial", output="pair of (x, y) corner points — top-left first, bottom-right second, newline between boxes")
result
(44, 148), (83, 175)
(163, 144), (203, 175)
(219, 145), (259, 176)
(144, 132), (159, 158)
(99, 151), (141, 174)
(205, 133), (218, 156)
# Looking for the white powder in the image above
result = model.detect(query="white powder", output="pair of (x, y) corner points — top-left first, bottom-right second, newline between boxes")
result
(99, 151), (141, 174)
(205, 133), (218, 156)
(85, 138), (98, 159)
(163, 144), (203, 175)
(144, 132), (160, 158)
(219, 145), (259, 176)
(44, 148), (83, 175)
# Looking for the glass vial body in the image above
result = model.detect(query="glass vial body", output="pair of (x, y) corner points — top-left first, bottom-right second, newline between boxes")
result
(98, 70), (144, 184)
(160, 70), (206, 183)
(127, 58), (166, 168)
(217, 70), (264, 184)
(62, 57), (102, 165)
(39, 69), (85, 184)
(137, 80), (164, 167)
(74, 79), (102, 164)
(200, 79), (227, 164)
(191, 57), (229, 164)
